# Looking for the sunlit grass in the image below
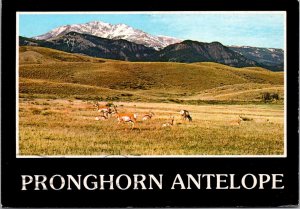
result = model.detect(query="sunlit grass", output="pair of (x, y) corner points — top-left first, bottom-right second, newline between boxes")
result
(19, 99), (284, 156)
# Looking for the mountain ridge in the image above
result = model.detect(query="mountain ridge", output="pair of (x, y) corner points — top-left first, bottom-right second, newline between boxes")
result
(229, 46), (284, 71)
(151, 40), (258, 68)
(22, 32), (156, 61)
(20, 32), (261, 68)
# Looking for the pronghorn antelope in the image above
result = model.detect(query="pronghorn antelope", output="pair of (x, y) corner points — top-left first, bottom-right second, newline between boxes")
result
(142, 112), (155, 121)
(162, 116), (175, 128)
(94, 102), (114, 118)
(179, 109), (192, 122)
(114, 108), (138, 129)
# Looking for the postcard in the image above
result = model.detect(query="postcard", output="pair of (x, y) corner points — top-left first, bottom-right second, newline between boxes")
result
(1, 0), (299, 207)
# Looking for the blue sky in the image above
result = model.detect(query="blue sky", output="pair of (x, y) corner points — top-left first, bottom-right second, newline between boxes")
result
(19, 13), (285, 49)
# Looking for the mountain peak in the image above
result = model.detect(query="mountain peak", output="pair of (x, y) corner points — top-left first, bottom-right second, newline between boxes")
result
(33, 21), (181, 49)
(86, 20), (112, 26)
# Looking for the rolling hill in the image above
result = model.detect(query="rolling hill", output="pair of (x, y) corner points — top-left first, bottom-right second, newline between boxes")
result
(19, 46), (284, 103)
(151, 40), (258, 67)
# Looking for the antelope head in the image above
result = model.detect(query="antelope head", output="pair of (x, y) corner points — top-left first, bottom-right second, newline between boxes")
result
(111, 105), (118, 115)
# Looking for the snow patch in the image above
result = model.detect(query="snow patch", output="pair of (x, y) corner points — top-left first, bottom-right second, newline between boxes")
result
(32, 20), (181, 49)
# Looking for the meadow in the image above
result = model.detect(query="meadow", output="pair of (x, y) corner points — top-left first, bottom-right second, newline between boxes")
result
(18, 46), (285, 156)
(19, 99), (284, 156)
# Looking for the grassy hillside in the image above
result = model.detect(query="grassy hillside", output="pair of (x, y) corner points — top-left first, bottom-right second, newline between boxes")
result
(18, 46), (285, 156)
(19, 46), (284, 103)
(19, 46), (112, 64)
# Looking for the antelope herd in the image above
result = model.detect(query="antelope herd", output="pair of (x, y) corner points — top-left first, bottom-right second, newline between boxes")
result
(93, 102), (192, 129)
(93, 102), (270, 129)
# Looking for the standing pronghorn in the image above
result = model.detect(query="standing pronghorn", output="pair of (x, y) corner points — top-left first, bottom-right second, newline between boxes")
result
(179, 109), (192, 122)
(162, 116), (175, 128)
(142, 112), (155, 121)
(94, 102), (114, 118)
(114, 107), (138, 129)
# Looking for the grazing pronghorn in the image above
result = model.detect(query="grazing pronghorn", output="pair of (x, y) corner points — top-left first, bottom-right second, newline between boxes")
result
(142, 112), (155, 121)
(162, 116), (175, 128)
(179, 109), (192, 122)
(114, 108), (138, 129)
(94, 102), (113, 118)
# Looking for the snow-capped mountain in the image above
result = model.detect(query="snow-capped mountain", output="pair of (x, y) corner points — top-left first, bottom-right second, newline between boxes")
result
(33, 21), (182, 50)
(22, 32), (156, 61)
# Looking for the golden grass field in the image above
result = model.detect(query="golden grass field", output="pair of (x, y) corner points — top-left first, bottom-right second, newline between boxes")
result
(18, 46), (285, 156)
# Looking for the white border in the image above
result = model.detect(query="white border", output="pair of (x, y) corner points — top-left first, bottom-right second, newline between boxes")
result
(16, 11), (287, 158)
(283, 12), (287, 157)
(16, 14), (20, 156)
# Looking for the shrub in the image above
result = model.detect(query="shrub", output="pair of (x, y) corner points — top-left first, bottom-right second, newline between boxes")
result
(41, 111), (51, 116)
(32, 109), (42, 115)
(271, 93), (279, 100)
(262, 92), (279, 102)
(262, 92), (271, 101)
(120, 93), (133, 97)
